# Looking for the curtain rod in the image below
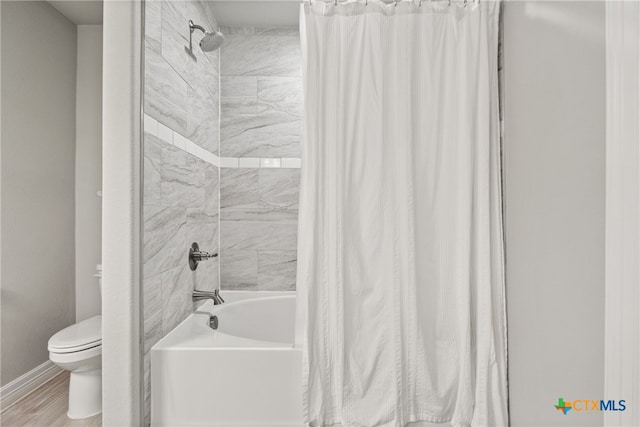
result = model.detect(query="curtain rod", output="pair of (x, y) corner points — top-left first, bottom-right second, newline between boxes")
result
(302, 0), (479, 8)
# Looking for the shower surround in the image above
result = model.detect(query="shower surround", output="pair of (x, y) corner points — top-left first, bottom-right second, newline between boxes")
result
(142, 0), (220, 422)
(142, 2), (302, 423)
(219, 26), (302, 291)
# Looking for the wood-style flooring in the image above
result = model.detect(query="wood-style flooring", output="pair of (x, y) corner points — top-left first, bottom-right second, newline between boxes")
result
(1, 371), (101, 427)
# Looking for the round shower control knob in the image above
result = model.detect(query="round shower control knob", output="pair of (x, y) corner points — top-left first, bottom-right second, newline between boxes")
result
(188, 242), (218, 271)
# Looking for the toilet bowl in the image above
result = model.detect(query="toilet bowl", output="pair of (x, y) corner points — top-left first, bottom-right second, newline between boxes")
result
(49, 265), (102, 419)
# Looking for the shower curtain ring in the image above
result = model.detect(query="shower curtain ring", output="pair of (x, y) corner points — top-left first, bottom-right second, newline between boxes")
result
(394, 0), (398, 6)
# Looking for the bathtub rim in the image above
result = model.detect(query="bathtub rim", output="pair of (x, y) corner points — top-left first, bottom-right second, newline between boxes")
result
(151, 291), (297, 351)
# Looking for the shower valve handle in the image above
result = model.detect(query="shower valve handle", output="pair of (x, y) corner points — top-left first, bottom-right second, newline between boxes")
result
(189, 242), (218, 271)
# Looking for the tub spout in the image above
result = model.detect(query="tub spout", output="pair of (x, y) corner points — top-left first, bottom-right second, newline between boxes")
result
(192, 289), (225, 305)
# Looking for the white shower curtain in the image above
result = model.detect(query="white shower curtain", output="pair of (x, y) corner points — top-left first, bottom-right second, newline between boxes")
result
(297, 2), (507, 426)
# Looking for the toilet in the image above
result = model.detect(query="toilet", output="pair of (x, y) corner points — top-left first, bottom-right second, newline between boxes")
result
(48, 265), (102, 419)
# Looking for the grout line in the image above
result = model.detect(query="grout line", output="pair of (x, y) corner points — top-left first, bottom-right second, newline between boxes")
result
(143, 113), (301, 169)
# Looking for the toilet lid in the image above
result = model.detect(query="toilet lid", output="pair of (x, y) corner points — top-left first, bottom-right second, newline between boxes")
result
(48, 315), (101, 353)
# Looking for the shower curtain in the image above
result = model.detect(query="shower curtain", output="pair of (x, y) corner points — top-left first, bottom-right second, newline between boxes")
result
(296, 1), (507, 426)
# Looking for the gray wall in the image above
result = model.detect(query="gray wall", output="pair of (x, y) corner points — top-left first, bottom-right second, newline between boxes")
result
(1, 1), (77, 386)
(143, 0), (220, 422)
(75, 25), (103, 322)
(502, 2), (605, 426)
(219, 27), (301, 291)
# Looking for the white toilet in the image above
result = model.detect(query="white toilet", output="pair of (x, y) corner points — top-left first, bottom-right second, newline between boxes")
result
(48, 265), (102, 419)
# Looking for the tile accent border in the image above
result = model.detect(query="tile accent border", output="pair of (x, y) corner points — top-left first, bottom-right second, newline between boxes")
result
(220, 157), (301, 169)
(144, 113), (219, 167)
(144, 113), (301, 169)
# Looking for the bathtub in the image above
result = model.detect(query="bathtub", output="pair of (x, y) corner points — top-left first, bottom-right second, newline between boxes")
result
(150, 291), (303, 426)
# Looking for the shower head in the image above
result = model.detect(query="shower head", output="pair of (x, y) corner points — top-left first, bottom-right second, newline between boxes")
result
(199, 30), (225, 52)
(187, 20), (224, 56)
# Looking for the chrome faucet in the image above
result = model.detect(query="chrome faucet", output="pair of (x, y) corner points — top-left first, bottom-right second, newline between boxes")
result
(192, 289), (225, 305)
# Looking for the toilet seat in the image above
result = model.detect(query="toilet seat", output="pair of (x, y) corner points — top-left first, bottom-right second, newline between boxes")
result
(48, 315), (101, 354)
(49, 344), (101, 364)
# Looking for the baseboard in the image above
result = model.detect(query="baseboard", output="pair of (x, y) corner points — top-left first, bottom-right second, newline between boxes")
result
(0, 360), (63, 411)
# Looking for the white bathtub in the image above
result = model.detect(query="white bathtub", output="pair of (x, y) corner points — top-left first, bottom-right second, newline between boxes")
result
(150, 291), (303, 426)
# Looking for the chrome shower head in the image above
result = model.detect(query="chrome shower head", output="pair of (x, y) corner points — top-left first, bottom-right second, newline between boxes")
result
(187, 20), (224, 55)
(199, 30), (225, 52)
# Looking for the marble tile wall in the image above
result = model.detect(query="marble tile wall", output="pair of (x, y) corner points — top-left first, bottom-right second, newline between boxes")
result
(220, 26), (302, 158)
(220, 167), (299, 290)
(219, 26), (302, 291)
(143, 1), (220, 423)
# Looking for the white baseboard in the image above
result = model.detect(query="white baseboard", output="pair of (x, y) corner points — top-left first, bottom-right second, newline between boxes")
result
(0, 360), (62, 411)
